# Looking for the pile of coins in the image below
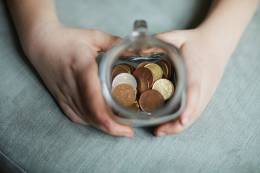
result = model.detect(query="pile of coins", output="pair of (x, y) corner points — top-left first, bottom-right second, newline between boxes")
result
(111, 59), (174, 113)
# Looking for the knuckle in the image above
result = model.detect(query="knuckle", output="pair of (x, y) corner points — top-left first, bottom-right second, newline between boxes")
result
(68, 56), (79, 73)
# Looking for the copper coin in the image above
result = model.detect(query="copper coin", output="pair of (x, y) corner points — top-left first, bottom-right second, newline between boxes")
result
(112, 84), (136, 107)
(164, 58), (172, 78)
(139, 89), (164, 112)
(144, 63), (163, 82)
(119, 63), (135, 73)
(157, 59), (172, 79)
(112, 64), (135, 79)
(133, 67), (153, 93)
(137, 61), (150, 69)
(157, 60), (170, 79)
(112, 66), (129, 80)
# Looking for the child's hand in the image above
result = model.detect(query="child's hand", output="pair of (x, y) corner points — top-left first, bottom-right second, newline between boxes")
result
(26, 24), (134, 137)
(8, 0), (257, 138)
(154, 29), (228, 136)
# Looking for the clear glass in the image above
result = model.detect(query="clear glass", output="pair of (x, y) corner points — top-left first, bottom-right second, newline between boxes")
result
(99, 20), (187, 127)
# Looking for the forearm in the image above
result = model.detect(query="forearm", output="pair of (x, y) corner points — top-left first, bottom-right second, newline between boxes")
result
(6, 0), (59, 53)
(197, 0), (259, 62)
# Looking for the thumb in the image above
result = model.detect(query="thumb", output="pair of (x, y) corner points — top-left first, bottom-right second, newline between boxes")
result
(78, 62), (134, 137)
(90, 30), (121, 51)
(156, 30), (191, 49)
(154, 83), (201, 136)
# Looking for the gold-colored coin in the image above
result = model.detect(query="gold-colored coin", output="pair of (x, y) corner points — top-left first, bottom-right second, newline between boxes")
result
(136, 61), (150, 69)
(144, 63), (163, 82)
(152, 79), (174, 100)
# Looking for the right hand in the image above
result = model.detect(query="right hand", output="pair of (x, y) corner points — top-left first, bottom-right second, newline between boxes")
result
(24, 23), (134, 137)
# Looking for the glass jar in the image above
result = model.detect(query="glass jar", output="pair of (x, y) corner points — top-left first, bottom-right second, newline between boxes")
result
(99, 20), (187, 127)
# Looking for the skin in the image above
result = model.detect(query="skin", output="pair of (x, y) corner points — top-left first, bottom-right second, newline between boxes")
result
(7, 0), (259, 137)
(154, 0), (259, 136)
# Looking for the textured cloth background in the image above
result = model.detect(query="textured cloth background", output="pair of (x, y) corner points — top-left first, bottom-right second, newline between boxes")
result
(0, 1), (260, 173)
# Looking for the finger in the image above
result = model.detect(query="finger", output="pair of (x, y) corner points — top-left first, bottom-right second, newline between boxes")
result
(89, 30), (122, 51)
(119, 49), (138, 57)
(78, 62), (134, 137)
(156, 30), (190, 49)
(59, 101), (89, 125)
(139, 47), (166, 56)
(155, 84), (200, 136)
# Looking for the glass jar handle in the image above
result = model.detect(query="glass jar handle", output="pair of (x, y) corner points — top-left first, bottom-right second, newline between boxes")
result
(131, 20), (148, 38)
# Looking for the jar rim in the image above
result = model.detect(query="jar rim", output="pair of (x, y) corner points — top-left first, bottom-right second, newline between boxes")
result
(99, 35), (187, 121)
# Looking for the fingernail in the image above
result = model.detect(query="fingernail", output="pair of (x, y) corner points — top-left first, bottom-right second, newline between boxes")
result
(157, 131), (166, 137)
(127, 135), (134, 138)
(126, 133), (134, 138)
(125, 130), (134, 138)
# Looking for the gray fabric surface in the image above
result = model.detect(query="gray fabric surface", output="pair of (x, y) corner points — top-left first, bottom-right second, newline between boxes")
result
(0, 0), (260, 172)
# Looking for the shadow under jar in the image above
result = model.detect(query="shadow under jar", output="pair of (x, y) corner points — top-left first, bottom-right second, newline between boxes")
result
(99, 20), (187, 127)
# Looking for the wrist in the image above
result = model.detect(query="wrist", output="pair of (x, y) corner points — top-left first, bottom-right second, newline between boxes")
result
(195, 25), (236, 60)
(180, 27), (231, 72)
(22, 20), (62, 58)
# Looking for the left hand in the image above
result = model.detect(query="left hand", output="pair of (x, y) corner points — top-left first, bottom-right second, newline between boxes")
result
(154, 29), (230, 136)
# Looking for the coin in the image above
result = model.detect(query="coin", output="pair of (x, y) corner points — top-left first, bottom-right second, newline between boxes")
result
(119, 64), (135, 73)
(112, 73), (137, 91)
(112, 66), (129, 79)
(112, 64), (135, 79)
(144, 63), (163, 82)
(157, 59), (172, 79)
(133, 67), (153, 93)
(112, 84), (136, 107)
(136, 61), (150, 69)
(139, 89), (164, 112)
(129, 101), (140, 111)
(152, 79), (174, 100)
